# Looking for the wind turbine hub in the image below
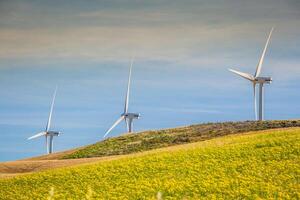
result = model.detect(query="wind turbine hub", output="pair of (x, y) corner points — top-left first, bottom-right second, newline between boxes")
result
(47, 131), (60, 136)
(123, 113), (140, 119)
(254, 77), (272, 84)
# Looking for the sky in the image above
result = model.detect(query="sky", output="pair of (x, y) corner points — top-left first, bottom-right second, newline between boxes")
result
(0, 0), (299, 161)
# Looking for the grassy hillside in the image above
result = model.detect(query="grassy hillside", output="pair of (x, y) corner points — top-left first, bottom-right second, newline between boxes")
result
(0, 128), (299, 199)
(64, 120), (300, 159)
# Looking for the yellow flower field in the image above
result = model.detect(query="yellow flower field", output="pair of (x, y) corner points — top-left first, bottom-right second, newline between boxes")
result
(0, 128), (299, 199)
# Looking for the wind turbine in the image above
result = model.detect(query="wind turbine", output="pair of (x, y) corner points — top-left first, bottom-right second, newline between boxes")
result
(28, 86), (61, 154)
(103, 58), (140, 138)
(229, 27), (274, 121)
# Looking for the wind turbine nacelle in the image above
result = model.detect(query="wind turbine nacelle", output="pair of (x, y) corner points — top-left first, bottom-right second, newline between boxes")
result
(124, 113), (140, 119)
(47, 131), (61, 136)
(255, 77), (272, 84)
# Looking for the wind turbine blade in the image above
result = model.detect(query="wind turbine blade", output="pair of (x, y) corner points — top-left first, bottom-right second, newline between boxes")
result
(124, 58), (133, 114)
(103, 116), (125, 138)
(254, 27), (274, 77)
(253, 83), (257, 120)
(228, 68), (255, 81)
(28, 132), (47, 140)
(46, 86), (58, 132)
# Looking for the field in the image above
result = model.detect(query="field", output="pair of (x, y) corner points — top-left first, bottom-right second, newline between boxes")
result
(0, 128), (299, 199)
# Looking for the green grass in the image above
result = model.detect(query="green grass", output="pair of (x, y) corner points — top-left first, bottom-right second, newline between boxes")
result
(64, 120), (300, 159)
(0, 128), (299, 199)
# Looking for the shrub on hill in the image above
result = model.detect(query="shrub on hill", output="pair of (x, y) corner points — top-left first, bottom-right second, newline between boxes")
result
(64, 120), (300, 159)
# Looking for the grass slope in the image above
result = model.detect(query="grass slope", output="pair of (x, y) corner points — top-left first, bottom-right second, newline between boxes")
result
(64, 120), (300, 159)
(0, 128), (299, 199)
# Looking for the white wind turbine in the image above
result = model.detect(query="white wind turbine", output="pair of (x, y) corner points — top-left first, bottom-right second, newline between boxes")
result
(103, 58), (140, 138)
(28, 86), (61, 154)
(229, 27), (274, 121)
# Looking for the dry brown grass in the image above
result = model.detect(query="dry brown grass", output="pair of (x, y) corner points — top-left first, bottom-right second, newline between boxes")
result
(22, 146), (85, 161)
(0, 155), (127, 178)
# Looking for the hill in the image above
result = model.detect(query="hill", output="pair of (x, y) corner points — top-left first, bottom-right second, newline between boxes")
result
(62, 120), (300, 159)
(0, 127), (299, 199)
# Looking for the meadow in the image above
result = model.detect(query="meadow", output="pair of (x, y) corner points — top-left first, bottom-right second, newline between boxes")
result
(0, 128), (299, 199)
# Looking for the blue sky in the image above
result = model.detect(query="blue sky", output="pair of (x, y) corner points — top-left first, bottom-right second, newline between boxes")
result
(0, 0), (300, 161)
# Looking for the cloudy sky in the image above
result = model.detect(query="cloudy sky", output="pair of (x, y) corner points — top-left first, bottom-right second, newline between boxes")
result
(0, 0), (299, 161)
